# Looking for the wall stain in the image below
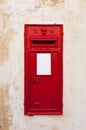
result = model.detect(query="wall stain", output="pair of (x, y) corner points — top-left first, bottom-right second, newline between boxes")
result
(35, 0), (64, 10)
(51, 126), (58, 130)
(0, 28), (14, 65)
(0, 85), (5, 127)
(4, 85), (13, 129)
(41, 0), (48, 5)
(3, 13), (10, 29)
(0, 8), (14, 65)
(0, 84), (13, 130)
(0, 0), (4, 4)
(51, 0), (64, 5)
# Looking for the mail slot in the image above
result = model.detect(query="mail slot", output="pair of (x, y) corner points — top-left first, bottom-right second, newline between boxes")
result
(24, 24), (63, 115)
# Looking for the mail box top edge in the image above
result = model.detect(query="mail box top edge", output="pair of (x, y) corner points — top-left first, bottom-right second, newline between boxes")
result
(24, 24), (63, 27)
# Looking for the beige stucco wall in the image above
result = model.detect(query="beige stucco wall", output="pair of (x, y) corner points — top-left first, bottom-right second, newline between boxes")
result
(0, 0), (86, 130)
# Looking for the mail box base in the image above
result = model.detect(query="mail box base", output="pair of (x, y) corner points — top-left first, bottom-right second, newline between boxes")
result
(25, 111), (63, 116)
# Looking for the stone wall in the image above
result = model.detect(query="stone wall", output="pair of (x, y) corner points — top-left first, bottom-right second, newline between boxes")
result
(0, 0), (86, 130)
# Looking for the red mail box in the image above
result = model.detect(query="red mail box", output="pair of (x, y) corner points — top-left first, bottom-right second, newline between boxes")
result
(24, 24), (63, 115)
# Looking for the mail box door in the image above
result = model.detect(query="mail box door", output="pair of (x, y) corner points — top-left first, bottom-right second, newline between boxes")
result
(24, 24), (63, 115)
(28, 51), (62, 114)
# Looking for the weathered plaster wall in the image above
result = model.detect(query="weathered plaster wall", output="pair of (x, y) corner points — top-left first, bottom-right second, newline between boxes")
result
(0, 0), (86, 130)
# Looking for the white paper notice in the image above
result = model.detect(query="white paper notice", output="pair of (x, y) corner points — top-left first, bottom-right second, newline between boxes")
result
(37, 53), (51, 75)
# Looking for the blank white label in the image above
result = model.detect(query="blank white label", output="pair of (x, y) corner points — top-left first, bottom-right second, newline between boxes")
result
(37, 53), (51, 75)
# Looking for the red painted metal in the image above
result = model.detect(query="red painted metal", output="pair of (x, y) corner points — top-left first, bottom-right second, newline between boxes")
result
(24, 24), (63, 115)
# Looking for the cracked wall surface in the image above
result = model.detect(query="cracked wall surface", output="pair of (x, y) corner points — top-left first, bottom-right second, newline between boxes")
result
(0, 0), (86, 130)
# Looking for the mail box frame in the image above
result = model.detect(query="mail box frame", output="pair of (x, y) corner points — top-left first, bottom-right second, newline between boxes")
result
(24, 24), (63, 115)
